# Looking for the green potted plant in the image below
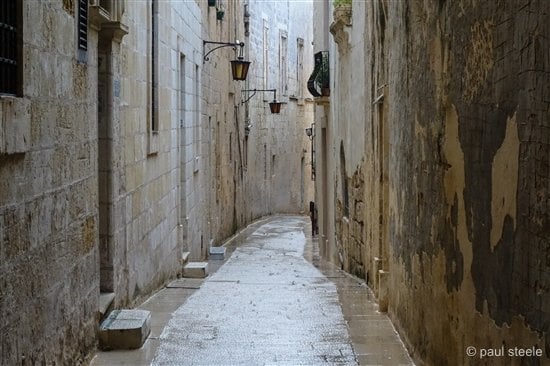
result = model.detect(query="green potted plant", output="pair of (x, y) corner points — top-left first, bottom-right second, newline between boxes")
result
(333, 0), (352, 26)
(216, 7), (225, 20)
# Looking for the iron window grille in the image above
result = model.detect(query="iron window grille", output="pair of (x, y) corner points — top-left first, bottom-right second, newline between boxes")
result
(77, 0), (88, 51)
(0, 0), (22, 96)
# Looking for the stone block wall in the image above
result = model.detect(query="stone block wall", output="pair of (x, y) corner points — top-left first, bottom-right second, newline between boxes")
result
(117, 0), (203, 302)
(202, 0), (315, 247)
(244, 0), (315, 219)
(201, 0), (247, 248)
(0, 1), (98, 364)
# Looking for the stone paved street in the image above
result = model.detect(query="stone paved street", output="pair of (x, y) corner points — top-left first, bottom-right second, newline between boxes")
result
(91, 216), (413, 365)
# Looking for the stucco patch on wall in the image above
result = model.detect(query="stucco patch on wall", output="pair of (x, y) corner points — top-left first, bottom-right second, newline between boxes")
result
(490, 112), (519, 251)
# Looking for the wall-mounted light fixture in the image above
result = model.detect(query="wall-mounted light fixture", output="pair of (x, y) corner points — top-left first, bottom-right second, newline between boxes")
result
(203, 40), (251, 81)
(305, 127), (313, 140)
(241, 89), (283, 114)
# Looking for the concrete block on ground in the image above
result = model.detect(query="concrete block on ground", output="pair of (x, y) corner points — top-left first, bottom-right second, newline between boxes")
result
(183, 262), (209, 278)
(209, 246), (226, 260)
(99, 309), (151, 350)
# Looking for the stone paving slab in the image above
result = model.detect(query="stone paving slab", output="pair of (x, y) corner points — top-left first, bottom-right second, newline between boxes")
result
(151, 216), (357, 365)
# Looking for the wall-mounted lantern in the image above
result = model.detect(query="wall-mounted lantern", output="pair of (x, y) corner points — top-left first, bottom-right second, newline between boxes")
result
(241, 89), (283, 114)
(203, 40), (251, 81)
(305, 127), (313, 140)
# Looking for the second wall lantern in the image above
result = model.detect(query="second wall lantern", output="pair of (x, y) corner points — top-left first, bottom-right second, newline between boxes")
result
(241, 89), (283, 114)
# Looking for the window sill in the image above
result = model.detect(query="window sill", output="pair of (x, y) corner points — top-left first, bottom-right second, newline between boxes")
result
(147, 131), (159, 156)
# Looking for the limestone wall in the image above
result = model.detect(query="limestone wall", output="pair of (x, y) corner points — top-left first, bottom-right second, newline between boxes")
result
(116, 0), (203, 302)
(314, 0), (550, 363)
(203, 0), (315, 246)
(244, 0), (315, 219)
(0, 2), (99, 364)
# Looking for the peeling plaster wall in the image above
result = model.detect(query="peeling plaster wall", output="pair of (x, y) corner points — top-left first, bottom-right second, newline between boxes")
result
(386, 0), (550, 364)
(316, 0), (550, 364)
(0, 2), (98, 364)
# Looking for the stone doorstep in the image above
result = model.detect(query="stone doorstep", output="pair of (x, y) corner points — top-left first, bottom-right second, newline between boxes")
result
(209, 246), (226, 260)
(183, 262), (209, 278)
(99, 309), (151, 350)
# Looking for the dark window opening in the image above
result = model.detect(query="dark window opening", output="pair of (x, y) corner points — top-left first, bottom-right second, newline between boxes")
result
(340, 142), (349, 217)
(0, 0), (22, 96)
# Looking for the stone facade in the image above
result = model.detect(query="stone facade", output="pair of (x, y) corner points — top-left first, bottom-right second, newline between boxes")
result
(203, 0), (315, 246)
(1, 0), (313, 364)
(1, 1), (99, 364)
(312, 0), (550, 364)
(244, 0), (315, 218)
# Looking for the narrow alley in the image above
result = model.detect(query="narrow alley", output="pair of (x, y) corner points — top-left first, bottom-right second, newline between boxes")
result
(1, 0), (549, 365)
(90, 216), (412, 365)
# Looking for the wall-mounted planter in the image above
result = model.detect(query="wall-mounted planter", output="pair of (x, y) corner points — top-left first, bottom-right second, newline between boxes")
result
(333, 4), (352, 26)
(208, 0), (216, 7)
(216, 9), (224, 20)
(330, 5), (352, 53)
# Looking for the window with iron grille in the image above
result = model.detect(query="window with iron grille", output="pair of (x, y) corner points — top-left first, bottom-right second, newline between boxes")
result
(77, 0), (88, 51)
(0, 0), (22, 96)
(151, 0), (158, 132)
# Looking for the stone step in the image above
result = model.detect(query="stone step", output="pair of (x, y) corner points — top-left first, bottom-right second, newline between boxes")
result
(98, 292), (115, 321)
(183, 262), (209, 278)
(99, 309), (151, 350)
(209, 246), (226, 260)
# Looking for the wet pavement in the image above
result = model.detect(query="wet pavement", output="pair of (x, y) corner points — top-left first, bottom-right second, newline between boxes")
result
(90, 216), (413, 366)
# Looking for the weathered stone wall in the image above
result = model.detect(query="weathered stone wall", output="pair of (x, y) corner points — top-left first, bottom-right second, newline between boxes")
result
(315, 0), (549, 363)
(201, 0), (246, 248)
(1, 0), (313, 363)
(117, 0), (203, 302)
(244, 0), (315, 219)
(0, 2), (98, 364)
(203, 0), (315, 247)
(385, 1), (550, 364)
